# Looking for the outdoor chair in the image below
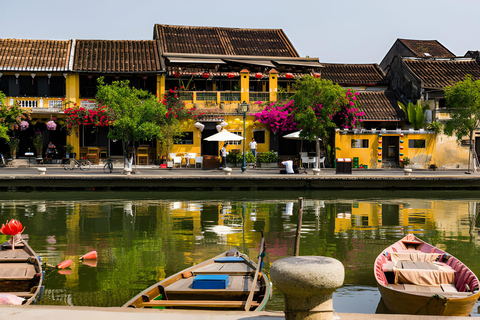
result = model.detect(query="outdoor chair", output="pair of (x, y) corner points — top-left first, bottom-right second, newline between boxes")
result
(173, 156), (182, 168)
(137, 147), (149, 165)
(319, 157), (326, 168)
(301, 156), (315, 168)
(86, 147), (100, 164)
(185, 153), (196, 167)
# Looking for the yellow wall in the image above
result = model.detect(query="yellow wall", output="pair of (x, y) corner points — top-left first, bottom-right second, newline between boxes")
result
(335, 130), (436, 169)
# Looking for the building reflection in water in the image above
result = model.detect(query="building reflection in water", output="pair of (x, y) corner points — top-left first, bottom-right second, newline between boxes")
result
(0, 195), (479, 314)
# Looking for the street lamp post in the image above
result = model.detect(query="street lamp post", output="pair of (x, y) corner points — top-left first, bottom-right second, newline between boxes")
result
(239, 101), (249, 173)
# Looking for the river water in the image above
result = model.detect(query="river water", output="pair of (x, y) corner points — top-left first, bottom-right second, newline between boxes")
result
(1, 190), (480, 315)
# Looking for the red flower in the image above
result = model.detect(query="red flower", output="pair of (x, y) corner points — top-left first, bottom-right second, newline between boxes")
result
(0, 219), (24, 236)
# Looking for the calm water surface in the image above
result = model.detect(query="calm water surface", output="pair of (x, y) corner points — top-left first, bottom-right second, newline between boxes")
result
(1, 190), (480, 315)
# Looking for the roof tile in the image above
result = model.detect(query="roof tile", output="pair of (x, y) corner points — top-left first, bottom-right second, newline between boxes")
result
(321, 63), (386, 85)
(399, 39), (455, 58)
(154, 24), (299, 57)
(357, 91), (404, 121)
(73, 40), (162, 73)
(0, 39), (72, 71)
(404, 58), (480, 88)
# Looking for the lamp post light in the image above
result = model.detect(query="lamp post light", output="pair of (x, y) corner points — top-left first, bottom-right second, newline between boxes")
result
(239, 101), (249, 173)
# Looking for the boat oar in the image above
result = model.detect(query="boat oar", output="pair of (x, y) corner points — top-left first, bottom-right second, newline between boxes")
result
(44, 259), (72, 270)
(244, 235), (265, 311)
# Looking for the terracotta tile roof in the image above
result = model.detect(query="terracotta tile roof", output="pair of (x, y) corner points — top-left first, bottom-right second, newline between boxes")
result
(0, 38), (72, 71)
(357, 91), (404, 121)
(73, 40), (162, 73)
(404, 58), (480, 88)
(320, 63), (386, 85)
(154, 24), (299, 57)
(398, 39), (455, 58)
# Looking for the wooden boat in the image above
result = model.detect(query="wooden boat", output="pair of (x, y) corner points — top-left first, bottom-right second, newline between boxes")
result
(374, 234), (480, 316)
(0, 235), (44, 305)
(123, 247), (271, 311)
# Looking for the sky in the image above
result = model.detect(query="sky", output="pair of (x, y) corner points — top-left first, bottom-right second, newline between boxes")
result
(2, 0), (480, 64)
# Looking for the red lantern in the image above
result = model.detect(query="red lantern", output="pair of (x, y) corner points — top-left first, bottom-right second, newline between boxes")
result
(285, 73), (293, 79)
(227, 72), (235, 79)
(203, 72), (210, 78)
(255, 72), (263, 79)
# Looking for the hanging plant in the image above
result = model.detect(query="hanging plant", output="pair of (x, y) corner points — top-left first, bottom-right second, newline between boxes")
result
(20, 121), (29, 131)
(46, 120), (57, 130)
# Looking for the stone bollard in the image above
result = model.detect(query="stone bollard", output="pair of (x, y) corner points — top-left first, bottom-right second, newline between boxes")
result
(270, 256), (344, 320)
(312, 168), (321, 176)
(125, 168), (132, 176)
(223, 167), (232, 175)
(37, 167), (46, 175)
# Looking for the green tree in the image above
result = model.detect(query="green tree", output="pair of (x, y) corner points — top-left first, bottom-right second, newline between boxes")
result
(95, 78), (166, 167)
(0, 91), (31, 140)
(398, 101), (426, 130)
(292, 76), (363, 167)
(444, 75), (480, 172)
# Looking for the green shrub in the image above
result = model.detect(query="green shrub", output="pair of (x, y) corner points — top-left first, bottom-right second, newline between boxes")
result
(227, 151), (256, 163)
(226, 152), (242, 163)
(257, 150), (279, 163)
(245, 151), (255, 163)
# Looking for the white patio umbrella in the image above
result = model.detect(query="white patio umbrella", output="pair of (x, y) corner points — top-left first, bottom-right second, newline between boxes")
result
(204, 129), (244, 142)
(283, 130), (321, 141)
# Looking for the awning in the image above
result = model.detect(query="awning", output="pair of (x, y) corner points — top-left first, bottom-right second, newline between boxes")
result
(274, 60), (323, 68)
(223, 58), (275, 68)
(167, 57), (225, 64)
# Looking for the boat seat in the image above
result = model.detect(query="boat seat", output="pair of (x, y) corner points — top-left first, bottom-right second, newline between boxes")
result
(139, 299), (260, 308)
(0, 250), (33, 262)
(382, 261), (395, 272)
(165, 275), (260, 295)
(0, 263), (36, 280)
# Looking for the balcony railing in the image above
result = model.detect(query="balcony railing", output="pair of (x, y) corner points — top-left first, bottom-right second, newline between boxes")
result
(17, 100), (37, 108)
(81, 100), (97, 109)
(14, 98), (65, 113)
(196, 92), (217, 102)
(175, 90), (286, 106)
(249, 92), (270, 102)
(220, 92), (241, 102)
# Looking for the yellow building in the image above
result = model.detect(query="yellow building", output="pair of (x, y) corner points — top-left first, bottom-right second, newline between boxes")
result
(335, 128), (436, 169)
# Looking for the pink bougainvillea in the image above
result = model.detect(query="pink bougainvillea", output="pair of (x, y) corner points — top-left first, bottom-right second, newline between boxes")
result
(253, 100), (297, 134)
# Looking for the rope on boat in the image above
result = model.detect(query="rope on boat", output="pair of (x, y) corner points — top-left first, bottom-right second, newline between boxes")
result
(414, 294), (447, 315)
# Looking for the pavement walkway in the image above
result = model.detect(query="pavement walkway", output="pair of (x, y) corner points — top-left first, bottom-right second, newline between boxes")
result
(0, 306), (472, 320)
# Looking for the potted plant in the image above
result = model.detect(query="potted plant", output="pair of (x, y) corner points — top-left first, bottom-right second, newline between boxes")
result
(64, 143), (75, 158)
(226, 152), (242, 167)
(7, 136), (20, 159)
(32, 131), (43, 159)
(257, 150), (279, 168)
(402, 157), (412, 175)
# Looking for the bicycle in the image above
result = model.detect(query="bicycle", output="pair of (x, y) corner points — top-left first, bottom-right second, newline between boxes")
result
(64, 158), (91, 171)
(103, 157), (115, 173)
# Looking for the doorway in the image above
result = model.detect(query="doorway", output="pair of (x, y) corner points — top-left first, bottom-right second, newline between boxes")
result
(382, 136), (399, 166)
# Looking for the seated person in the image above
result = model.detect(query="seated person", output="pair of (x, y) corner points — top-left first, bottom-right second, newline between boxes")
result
(46, 141), (57, 161)
(280, 158), (299, 174)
